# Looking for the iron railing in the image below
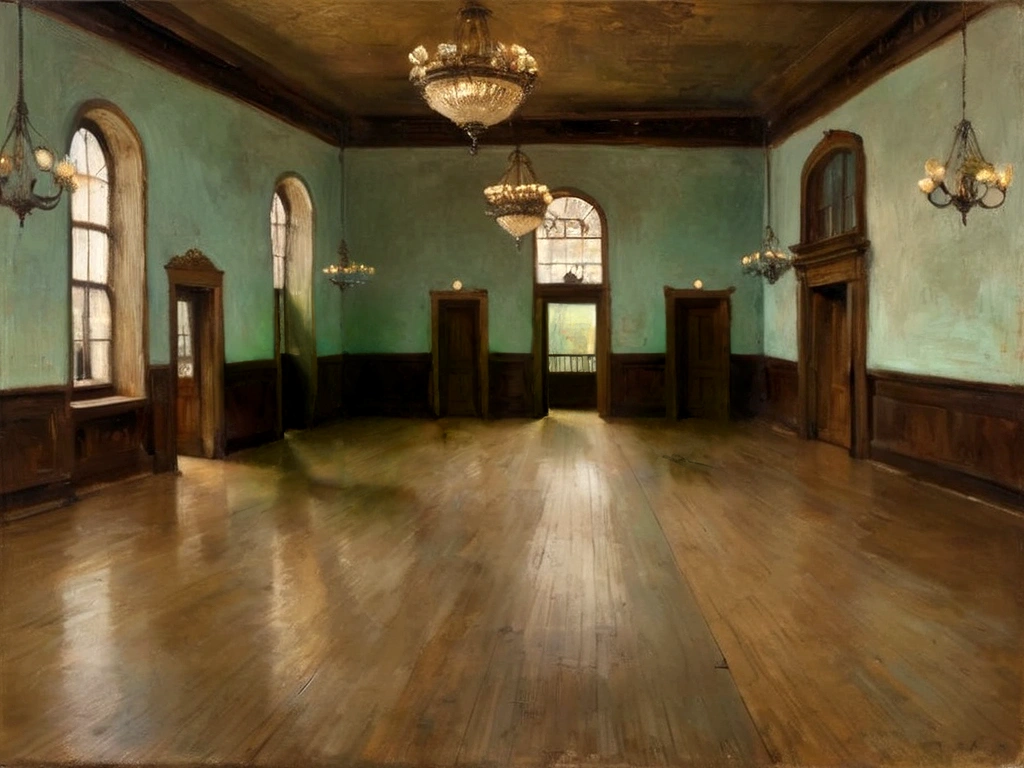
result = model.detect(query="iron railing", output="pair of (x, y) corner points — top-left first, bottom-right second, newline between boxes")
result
(548, 354), (596, 373)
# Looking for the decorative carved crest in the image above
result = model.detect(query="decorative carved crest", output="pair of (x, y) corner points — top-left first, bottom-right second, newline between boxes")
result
(165, 248), (221, 272)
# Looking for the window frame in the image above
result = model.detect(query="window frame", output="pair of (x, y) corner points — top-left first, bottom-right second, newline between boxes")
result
(533, 190), (609, 287)
(798, 130), (866, 249)
(69, 121), (116, 397)
(271, 190), (289, 292)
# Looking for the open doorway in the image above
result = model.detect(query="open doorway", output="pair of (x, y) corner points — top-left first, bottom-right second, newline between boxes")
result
(547, 302), (597, 409)
(665, 287), (733, 420)
(166, 249), (226, 466)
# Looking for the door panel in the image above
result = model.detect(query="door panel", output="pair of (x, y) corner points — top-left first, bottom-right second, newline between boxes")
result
(812, 286), (851, 448)
(439, 302), (479, 417)
(676, 302), (729, 420)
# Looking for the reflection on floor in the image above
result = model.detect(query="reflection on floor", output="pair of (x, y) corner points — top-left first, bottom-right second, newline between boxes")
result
(0, 411), (1021, 767)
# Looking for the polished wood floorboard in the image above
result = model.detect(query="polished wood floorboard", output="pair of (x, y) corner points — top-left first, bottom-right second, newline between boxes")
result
(0, 412), (1021, 768)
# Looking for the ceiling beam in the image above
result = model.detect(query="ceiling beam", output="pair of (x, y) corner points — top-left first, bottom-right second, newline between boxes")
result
(767, 2), (994, 143)
(345, 115), (766, 149)
(28, 0), (347, 146)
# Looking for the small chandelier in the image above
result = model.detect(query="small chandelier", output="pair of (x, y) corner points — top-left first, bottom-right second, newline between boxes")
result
(409, 1), (537, 154)
(918, 2), (1011, 225)
(742, 127), (792, 284)
(323, 240), (375, 291)
(484, 146), (552, 245)
(0, 0), (77, 226)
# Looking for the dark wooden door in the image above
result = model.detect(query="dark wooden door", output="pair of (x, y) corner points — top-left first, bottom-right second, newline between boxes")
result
(438, 301), (480, 417)
(176, 295), (203, 457)
(676, 303), (729, 420)
(812, 285), (852, 448)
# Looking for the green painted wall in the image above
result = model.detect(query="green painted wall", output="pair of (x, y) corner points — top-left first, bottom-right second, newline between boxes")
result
(341, 145), (764, 355)
(0, 7), (345, 390)
(764, 5), (1024, 385)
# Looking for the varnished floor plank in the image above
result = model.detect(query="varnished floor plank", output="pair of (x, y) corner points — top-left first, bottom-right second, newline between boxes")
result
(0, 412), (1021, 768)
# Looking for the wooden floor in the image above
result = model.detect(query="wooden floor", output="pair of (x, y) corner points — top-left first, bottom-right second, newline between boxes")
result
(1, 412), (1021, 768)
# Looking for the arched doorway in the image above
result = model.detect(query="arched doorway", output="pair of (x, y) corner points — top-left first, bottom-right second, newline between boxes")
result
(531, 191), (611, 417)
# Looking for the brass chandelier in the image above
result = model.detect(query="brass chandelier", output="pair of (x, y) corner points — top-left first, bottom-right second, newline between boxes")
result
(0, 0), (77, 226)
(323, 239), (375, 291)
(409, 1), (537, 154)
(484, 146), (552, 245)
(917, 2), (1011, 225)
(742, 127), (792, 284)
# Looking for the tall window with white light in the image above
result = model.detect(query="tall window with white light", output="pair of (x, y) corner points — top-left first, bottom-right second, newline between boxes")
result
(534, 196), (604, 285)
(70, 126), (112, 386)
(271, 192), (288, 290)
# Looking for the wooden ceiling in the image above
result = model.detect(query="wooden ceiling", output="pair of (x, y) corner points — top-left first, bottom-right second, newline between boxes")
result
(39, 0), (987, 146)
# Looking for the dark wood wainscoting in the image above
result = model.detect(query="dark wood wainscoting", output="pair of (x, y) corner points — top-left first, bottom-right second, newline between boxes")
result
(489, 353), (533, 418)
(314, 354), (345, 424)
(610, 354), (666, 417)
(72, 397), (151, 487)
(870, 370), (1024, 507)
(148, 365), (175, 473)
(0, 386), (74, 517)
(342, 353), (433, 418)
(730, 354), (765, 419)
(225, 360), (279, 453)
(764, 357), (799, 430)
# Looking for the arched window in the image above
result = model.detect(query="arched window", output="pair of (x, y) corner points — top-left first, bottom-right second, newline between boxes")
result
(270, 192), (287, 290)
(70, 126), (112, 386)
(68, 104), (146, 399)
(799, 131), (865, 246)
(535, 195), (605, 285)
(272, 177), (316, 428)
(807, 149), (857, 242)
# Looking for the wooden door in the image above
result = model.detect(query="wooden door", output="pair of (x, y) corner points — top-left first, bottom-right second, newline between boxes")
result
(812, 285), (852, 448)
(176, 295), (203, 456)
(438, 301), (480, 417)
(676, 301), (729, 420)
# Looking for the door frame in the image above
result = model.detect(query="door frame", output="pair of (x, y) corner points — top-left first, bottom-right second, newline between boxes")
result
(664, 286), (734, 420)
(792, 232), (870, 458)
(532, 284), (610, 418)
(431, 289), (489, 418)
(165, 249), (226, 467)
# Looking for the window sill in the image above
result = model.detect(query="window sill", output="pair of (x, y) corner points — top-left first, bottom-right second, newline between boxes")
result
(71, 395), (146, 422)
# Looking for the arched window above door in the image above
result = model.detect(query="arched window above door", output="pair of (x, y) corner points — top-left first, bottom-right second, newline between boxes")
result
(799, 130), (866, 247)
(534, 194), (606, 285)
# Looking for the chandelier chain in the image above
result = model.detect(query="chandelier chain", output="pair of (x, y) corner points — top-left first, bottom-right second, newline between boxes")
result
(17, 1), (25, 108)
(961, 1), (967, 122)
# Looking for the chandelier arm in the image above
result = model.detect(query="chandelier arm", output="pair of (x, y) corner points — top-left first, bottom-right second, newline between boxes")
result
(926, 185), (955, 208)
(976, 187), (1007, 209)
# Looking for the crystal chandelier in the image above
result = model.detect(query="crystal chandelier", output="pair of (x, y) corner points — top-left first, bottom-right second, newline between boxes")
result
(917, 2), (1011, 225)
(409, 1), (537, 154)
(0, 0), (77, 226)
(323, 240), (375, 291)
(484, 146), (553, 245)
(742, 129), (792, 284)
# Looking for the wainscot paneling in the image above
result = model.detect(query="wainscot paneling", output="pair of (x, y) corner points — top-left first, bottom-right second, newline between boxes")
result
(730, 354), (765, 419)
(225, 360), (279, 453)
(148, 365), (175, 473)
(489, 353), (533, 418)
(72, 396), (151, 487)
(611, 354), (666, 417)
(0, 386), (74, 517)
(869, 370), (1024, 507)
(342, 353), (433, 418)
(314, 354), (345, 424)
(764, 357), (799, 430)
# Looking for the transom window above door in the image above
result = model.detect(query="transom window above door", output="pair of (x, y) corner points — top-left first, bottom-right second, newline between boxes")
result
(535, 196), (604, 285)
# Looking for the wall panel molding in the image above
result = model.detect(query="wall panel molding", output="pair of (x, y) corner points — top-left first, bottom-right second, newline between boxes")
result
(225, 360), (279, 453)
(490, 353), (534, 418)
(341, 353), (433, 418)
(869, 369), (1024, 507)
(610, 354), (666, 418)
